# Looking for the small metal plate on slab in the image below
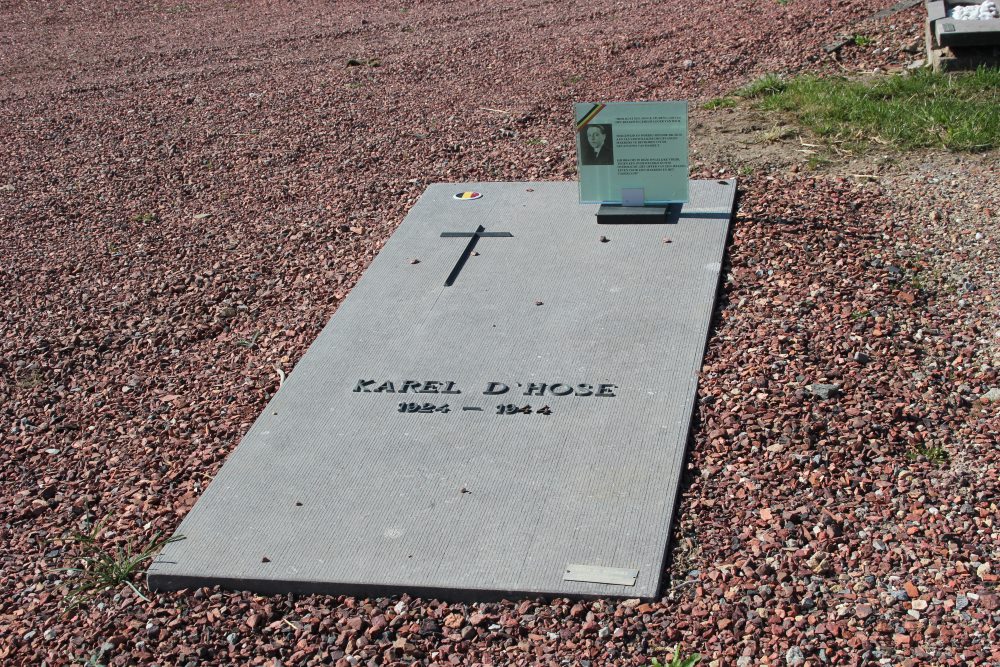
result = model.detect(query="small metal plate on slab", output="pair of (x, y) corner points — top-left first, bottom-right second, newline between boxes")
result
(563, 564), (639, 586)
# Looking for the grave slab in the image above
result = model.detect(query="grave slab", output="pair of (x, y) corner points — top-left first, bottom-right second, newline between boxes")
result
(149, 180), (736, 600)
(926, 0), (1000, 48)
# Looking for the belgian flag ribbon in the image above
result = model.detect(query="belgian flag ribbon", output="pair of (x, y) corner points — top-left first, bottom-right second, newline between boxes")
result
(576, 103), (606, 130)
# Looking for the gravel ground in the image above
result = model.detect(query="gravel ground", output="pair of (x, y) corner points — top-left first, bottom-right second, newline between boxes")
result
(2, 1), (998, 665)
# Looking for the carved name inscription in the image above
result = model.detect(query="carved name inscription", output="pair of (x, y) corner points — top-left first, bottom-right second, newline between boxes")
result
(353, 380), (618, 397)
(354, 380), (618, 418)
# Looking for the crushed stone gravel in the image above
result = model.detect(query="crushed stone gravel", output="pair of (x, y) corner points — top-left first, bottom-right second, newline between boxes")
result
(1, 1), (998, 665)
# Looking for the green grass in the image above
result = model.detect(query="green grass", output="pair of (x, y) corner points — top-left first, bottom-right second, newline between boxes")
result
(759, 125), (797, 143)
(735, 74), (787, 99)
(852, 34), (873, 47)
(806, 154), (831, 171)
(739, 68), (1000, 151)
(652, 646), (701, 667)
(703, 97), (738, 110)
(55, 519), (184, 609)
(237, 329), (262, 349)
(907, 444), (949, 464)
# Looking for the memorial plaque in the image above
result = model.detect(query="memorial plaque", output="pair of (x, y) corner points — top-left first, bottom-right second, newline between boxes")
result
(576, 101), (689, 205)
(149, 180), (736, 600)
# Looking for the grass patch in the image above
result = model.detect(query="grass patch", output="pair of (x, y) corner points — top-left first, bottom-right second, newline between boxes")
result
(736, 74), (787, 99)
(55, 519), (184, 609)
(806, 154), (831, 171)
(237, 329), (262, 349)
(742, 68), (1000, 151)
(652, 645), (702, 667)
(907, 444), (949, 464)
(759, 125), (797, 143)
(703, 97), (738, 110)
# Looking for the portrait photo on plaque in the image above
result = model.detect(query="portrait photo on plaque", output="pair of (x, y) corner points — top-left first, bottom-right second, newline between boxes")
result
(575, 101), (689, 205)
(578, 124), (614, 165)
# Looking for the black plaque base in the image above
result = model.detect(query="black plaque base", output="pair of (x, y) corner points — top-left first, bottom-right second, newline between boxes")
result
(596, 203), (681, 224)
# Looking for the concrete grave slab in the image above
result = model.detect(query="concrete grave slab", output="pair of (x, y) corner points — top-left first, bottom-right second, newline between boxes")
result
(927, 0), (1000, 48)
(149, 180), (736, 600)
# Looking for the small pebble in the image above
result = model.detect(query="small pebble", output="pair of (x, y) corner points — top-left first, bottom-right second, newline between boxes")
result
(785, 646), (805, 666)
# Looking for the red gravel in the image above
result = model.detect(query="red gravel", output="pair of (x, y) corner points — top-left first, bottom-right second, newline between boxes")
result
(2, 1), (998, 666)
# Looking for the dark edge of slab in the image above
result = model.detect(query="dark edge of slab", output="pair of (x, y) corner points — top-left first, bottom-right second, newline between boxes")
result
(149, 573), (651, 603)
(649, 181), (739, 598)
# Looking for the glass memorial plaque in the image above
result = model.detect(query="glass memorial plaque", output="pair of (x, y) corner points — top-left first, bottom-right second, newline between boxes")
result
(575, 101), (689, 205)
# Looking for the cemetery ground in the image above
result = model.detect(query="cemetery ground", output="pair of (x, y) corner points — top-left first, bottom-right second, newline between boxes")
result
(1, 1), (998, 665)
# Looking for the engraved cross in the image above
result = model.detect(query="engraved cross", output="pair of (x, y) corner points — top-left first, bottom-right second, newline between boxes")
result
(440, 225), (513, 287)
